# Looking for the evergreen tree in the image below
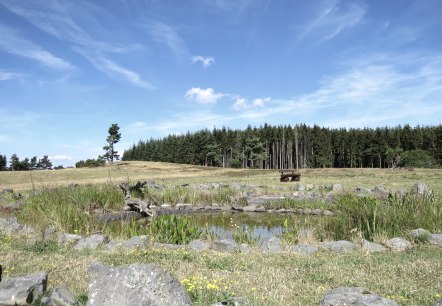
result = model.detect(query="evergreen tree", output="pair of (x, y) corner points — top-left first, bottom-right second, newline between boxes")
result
(103, 123), (121, 163)
(0, 154), (7, 171)
(10, 154), (20, 171)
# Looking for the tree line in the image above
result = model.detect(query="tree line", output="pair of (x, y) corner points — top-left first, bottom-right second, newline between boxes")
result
(0, 154), (54, 171)
(122, 124), (442, 169)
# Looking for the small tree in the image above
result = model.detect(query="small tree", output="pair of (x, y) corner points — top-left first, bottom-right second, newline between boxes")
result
(103, 123), (121, 163)
(385, 147), (403, 169)
(39, 155), (52, 169)
(10, 154), (20, 171)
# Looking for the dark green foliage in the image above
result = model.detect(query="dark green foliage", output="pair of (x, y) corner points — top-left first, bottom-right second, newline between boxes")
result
(123, 124), (442, 169)
(76, 156), (106, 168)
(103, 123), (121, 163)
(7, 154), (53, 171)
(400, 149), (438, 168)
(149, 215), (202, 244)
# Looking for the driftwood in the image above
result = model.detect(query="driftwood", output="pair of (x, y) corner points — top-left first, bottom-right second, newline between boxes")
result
(119, 181), (154, 217)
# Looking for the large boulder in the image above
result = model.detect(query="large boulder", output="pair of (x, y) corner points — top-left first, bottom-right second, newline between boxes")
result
(0, 217), (35, 237)
(0, 272), (47, 305)
(411, 182), (430, 195)
(319, 287), (397, 306)
(86, 262), (192, 306)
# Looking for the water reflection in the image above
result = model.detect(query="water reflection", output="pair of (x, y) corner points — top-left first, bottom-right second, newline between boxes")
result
(178, 212), (322, 241)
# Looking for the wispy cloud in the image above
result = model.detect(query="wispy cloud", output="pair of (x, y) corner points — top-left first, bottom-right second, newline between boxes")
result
(185, 87), (225, 104)
(301, 0), (366, 41)
(191, 55), (215, 68)
(233, 97), (270, 110)
(0, 70), (25, 81)
(75, 49), (156, 90)
(148, 21), (188, 58)
(0, 24), (75, 70)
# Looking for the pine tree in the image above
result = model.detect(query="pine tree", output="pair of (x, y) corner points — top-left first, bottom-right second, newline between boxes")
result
(103, 123), (121, 163)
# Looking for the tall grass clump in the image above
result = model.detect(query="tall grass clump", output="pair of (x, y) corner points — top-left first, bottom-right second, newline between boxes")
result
(149, 215), (202, 244)
(324, 191), (442, 241)
(18, 184), (124, 235)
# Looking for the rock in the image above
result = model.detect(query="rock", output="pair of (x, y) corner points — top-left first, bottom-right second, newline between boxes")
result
(239, 243), (250, 253)
(41, 286), (78, 306)
(261, 236), (282, 253)
(319, 287), (397, 306)
(276, 208), (286, 213)
(355, 187), (371, 193)
(311, 209), (322, 215)
(0, 188), (13, 195)
(0, 272), (47, 305)
(321, 209), (334, 216)
(188, 239), (210, 251)
(373, 185), (386, 193)
(86, 262), (192, 306)
(411, 182), (430, 195)
(255, 206), (266, 212)
(430, 234), (442, 246)
(211, 296), (250, 306)
(210, 203), (221, 211)
(321, 240), (358, 253)
(0, 217), (35, 236)
(57, 233), (83, 245)
(385, 237), (412, 251)
(219, 205), (232, 211)
(161, 204), (172, 209)
(410, 228), (432, 242)
(121, 235), (149, 250)
(102, 240), (122, 252)
(434, 298), (442, 306)
(213, 239), (239, 252)
(74, 234), (109, 250)
(361, 240), (387, 252)
(96, 211), (143, 223)
(175, 203), (192, 210)
(292, 244), (319, 256)
(242, 205), (257, 212)
(332, 184), (342, 192)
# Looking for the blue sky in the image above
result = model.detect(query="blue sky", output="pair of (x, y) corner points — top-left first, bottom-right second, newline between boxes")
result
(0, 0), (441, 167)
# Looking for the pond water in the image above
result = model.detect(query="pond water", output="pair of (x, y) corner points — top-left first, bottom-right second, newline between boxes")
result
(177, 212), (322, 241)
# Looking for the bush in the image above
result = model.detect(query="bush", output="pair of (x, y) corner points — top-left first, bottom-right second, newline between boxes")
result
(400, 149), (438, 168)
(76, 156), (106, 168)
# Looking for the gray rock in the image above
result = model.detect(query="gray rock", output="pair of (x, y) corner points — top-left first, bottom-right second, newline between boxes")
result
(361, 240), (387, 252)
(239, 243), (250, 253)
(297, 185), (305, 191)
(321, 240), (358, 253)
(355, 186), (372, 193)
(332, 184), (342, 192)
(211, 296), (250, 306)
(411, 182), (430, 195)
(188, 239), (210, 251)
(175, 203), (192, 210)
(57, 233), (83, 245)
(319, 287), (397, 306)
(292, 244), (319, 256)
(242, 205), (257, 212)
(102, 240), (122, 252)
(430, 234), (442, 246)
(322, 209), (334, 216)
(210, 203), (221, 210)
(255, 206), (266, 212)
(161, 204), (172, 209)
(213, 239), (239, 252)
(0, 272), (47, 305)
(0, 188), (13, 195)
(0, 217), (35, 236)
(74, 234), (109, 250)
(41, 286), (78, 306)
(410, 228), (432, 242)
(373, 185), (386, 193)
(385, 237), (412, 251)
(86, 262), (192, 306)
(121, 235), (149, 250)
(434, 298), (442, 306)
(219, 205), (232, 211)
(261, 236), (282, 253)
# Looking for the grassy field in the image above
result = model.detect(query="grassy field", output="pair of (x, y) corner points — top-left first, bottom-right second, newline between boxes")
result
(1, 161), (441, 305)
(1, 161), (441, 195)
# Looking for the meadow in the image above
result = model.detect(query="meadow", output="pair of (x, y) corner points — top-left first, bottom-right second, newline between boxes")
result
(0, 162), (441, 305)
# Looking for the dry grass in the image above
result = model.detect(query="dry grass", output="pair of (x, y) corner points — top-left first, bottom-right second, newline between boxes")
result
(1, 161), (441, 195)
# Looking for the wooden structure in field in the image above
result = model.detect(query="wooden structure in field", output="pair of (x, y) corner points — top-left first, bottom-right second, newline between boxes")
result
(279, 170), (301, 182)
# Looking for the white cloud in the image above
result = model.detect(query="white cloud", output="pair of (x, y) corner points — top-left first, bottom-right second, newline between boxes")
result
(252, 97), (270, 107)
(191, 55), (215, 68)
(0, 24), (75, 70)
(301, 1), (366, 41)
(49, 155), (73, 162)
(185, 87), (225, 104)
(233, 98), (248, 110)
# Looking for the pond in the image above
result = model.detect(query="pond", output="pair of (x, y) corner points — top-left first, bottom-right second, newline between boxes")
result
(177, 212), (323, 241)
